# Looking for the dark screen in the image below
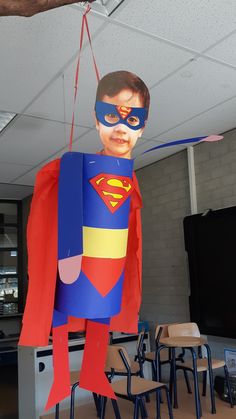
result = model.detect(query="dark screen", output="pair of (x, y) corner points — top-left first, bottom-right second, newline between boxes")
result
(184, 206), (236, 339)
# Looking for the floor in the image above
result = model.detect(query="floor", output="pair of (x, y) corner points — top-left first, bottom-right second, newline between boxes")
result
(41, 388), (235, 419)
(0, 365), (235, 419)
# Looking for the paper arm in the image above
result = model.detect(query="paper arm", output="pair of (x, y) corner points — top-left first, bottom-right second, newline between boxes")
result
(58, 152), (83, 284)
(142, 135), (223, 155)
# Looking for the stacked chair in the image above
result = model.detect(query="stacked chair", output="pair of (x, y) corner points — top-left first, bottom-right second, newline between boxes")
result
(144, 323), (192, 392)
(168, 322), (234, 414)
(103, 343), (174, 419)
(54, 370), (100, 419)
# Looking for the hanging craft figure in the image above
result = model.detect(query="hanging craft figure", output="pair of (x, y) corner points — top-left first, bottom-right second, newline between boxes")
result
(19, 7), (223, 411)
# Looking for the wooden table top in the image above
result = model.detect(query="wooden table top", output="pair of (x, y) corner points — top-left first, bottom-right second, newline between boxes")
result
(160, 336), (207, 348)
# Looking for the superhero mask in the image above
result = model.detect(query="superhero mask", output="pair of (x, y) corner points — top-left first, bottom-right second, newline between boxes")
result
(95, 101), (148, 131)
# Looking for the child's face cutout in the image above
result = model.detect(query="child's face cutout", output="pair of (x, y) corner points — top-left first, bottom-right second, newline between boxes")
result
(95, 89), (146, 159)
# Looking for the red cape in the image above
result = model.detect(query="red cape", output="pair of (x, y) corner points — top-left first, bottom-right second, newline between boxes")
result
(19, 158), (142, 347)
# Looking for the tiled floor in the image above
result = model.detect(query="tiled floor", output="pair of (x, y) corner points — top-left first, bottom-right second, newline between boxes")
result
(0, 365), (235, 419)
(41, 387), (235, 419)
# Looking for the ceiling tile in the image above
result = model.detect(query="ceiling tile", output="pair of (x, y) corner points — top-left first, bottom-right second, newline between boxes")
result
(134, 143), (186, 170)
(116, 0), (236, 51)
(206, 33), (236, 67)
(92, 23), (193, 87)
(13, 128), (103, 186)
(44, 128), (103, 159)
(27, 21), (193, 124)
(14, 128), (139, 185)
(0, 162), (33, 183)
(26, 76), (66, 123)
(144, 57), (236, 139)
(0, 7), (105, 113)
(0, 115), (88, 166)
(0, 183), (33, 200)
(63, 53), (100, 128)
(12, 167), (39, 187)
(155, 96), (236, 143)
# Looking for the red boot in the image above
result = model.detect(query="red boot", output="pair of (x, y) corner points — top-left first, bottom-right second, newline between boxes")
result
(79, 320), (116, 399)
(45, 324), (71, 410)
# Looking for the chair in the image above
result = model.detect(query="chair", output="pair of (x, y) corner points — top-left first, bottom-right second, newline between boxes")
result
(144, 323), (191, 394)
(168, 322), (234, 413)
(108, 330), (146, 378)
(55, 370), (101, 419)
(106, 331), (149, 416)
(144, 324), (171, 381)
(103, 344), (173, 419)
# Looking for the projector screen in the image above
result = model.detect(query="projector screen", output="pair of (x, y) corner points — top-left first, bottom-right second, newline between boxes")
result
(184, 206), (236, 339)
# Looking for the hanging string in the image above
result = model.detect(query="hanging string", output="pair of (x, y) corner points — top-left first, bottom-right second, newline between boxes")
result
(68, 5), (100, 152)
(62, 73), (67, 147)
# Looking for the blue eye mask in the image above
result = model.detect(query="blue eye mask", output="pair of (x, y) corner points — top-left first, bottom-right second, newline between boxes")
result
(95, 101), (148, 131)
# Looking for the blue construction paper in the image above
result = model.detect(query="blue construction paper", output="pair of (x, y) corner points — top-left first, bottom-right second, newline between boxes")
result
(58, 152), (83, 260)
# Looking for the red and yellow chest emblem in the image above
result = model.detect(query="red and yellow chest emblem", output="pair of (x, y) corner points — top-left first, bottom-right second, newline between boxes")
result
(90, 173), (134, 213)
(116, 106), (132, 119)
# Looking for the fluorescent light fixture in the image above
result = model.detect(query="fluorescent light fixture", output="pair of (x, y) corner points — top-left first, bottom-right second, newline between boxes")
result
(79, 0), (125, 16)
(0, 111), (16, 134)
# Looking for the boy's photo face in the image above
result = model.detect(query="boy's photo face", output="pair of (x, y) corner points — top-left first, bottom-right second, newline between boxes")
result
(95, 88), (145, 159)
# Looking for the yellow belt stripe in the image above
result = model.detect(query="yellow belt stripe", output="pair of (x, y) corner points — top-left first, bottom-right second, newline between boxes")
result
(83, 226), (128, 258)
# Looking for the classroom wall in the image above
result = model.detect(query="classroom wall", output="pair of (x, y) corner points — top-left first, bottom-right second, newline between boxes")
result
(137, 150), (191, 328)
(137, 127), (236, 354)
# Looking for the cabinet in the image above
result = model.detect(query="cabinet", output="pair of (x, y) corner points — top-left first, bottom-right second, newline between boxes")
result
(18, 333), (151, 419)
(0, 313), (22, 365)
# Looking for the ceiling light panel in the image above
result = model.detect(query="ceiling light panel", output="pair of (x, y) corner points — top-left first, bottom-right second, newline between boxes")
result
(0, 111), (16, 134)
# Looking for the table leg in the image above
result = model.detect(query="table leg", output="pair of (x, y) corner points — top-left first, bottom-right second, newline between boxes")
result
(189, 347), (201, 419)
(171, 348), (178, 408)
(204, 344), (216, 414)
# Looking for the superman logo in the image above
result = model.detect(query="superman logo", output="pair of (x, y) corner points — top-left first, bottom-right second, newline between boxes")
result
(90, 173), (134, 213)
(116, 105), (132, 119)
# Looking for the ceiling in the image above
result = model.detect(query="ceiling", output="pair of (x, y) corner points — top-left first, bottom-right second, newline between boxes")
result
(0, 0), (236, 199)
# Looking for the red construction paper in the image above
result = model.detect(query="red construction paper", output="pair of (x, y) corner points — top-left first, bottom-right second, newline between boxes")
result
(81, 256), (126, 296)
(19, 159), (142, 346)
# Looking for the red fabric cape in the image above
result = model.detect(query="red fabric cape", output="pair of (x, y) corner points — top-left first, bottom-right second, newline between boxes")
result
(19, 158), (142, 347)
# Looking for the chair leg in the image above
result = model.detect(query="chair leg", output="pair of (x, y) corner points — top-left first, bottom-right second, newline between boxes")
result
(111, 399), (122, 419)
(157, 358), (163, 404)
(224, 365), (234, 408)
(134, 397), (140, 419)
(151, 360), (157, 381)
(93, 393), (101, 417)
(156, 389), (161, 419)
(100, 396), (107, 419)
(171, 348), (178, 408)
(139, 397), (148, 419)
(70, 382), (79, 419)
(55, 403), (59, 419)
(145, 394), (150, 403)
(190, 348), (201, 419)
(202, 371), (207, 397)
(169, 360), (173, 404)
(183, 369), (192, 394)
(198, 386), (202, 417)
(158, 359), (162, 382)
(205, 344), (216, 414)
(164, 386), (174, 419)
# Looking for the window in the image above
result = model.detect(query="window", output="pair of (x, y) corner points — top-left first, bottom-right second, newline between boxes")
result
(0, 201), (22, 316)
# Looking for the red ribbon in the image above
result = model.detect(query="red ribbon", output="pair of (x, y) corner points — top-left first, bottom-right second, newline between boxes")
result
(69, 5), (100, 151)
